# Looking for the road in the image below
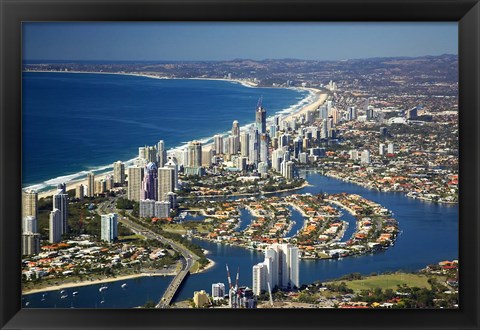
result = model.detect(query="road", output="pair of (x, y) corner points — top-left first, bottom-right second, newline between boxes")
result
(96, 196), (199, 308)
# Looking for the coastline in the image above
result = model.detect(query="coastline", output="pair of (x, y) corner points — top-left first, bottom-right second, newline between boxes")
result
(26, 70), (326, 198)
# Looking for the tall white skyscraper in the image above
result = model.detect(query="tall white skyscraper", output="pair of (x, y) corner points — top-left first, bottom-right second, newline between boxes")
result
(127, 166), (144, 201)
(23, 216), (37, 234)
(231, 120), (240, 154)
(113, 161), (125, 185)
(53, 186), (68, 234)
(49, 208), (62, 243)
(361, 150), (371, 164)
(252, 243), (299, 294)
(101, 213), (118, 242)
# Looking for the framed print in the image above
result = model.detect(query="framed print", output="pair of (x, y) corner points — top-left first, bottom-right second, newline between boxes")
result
(1, 0), (479, 329)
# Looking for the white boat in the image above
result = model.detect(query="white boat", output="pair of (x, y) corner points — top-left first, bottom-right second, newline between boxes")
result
(61, 295), (68, 299)
(72, 291), (78, 296)
(121, 283), (127, 289)
(25, 302), (30, 306)
(99, 286), (108, 292)
(60, 290), (65, 294)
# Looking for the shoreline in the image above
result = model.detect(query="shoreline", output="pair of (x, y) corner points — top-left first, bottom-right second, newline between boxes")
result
(25, 70), (325, 197)
(23, 258), (216, 296)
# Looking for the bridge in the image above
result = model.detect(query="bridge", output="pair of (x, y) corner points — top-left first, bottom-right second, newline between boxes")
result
(116, 216), (199, 308)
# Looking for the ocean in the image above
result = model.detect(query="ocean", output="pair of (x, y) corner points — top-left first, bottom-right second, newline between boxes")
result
(22, 72), (311, 191)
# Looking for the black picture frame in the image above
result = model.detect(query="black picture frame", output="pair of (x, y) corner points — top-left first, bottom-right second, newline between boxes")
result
(1, 0), (479, 329)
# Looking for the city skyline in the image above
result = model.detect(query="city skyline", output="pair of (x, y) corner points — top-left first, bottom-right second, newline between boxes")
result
(23, 22), (457, 62)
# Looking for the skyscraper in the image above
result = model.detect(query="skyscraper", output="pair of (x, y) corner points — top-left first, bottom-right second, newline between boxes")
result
(22, 233), (40, 256)
(141, 162), (158, 200)
(256, 104), (267, 134)
(165, 157), (179, 190)
(127, 166), (144, 201)
(259, 133), (269, 164)
(87, 172), (95, 197)
(240, 132), (249, 157)
(23, 216), (37, 234)
(361, 150), (371, 164)
(113, 161), (125, 185)
(187, 141), (202, 167)
(101, 213), (118, 242)
(53, 186), (68, 234)
(231, 120), (240, 154)
(214, 135), (224, 154)
(252, 243), (299, 293)
(212, 283), (226, 300)
(158, 167), (175, 202)
(157, 140), (167, 167)
(22, 190), (38, 220)
(49, 208), (62, 243)
(76, 184), (84, 200)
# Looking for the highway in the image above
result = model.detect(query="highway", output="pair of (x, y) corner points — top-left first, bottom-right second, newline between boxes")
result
(96, 197), (199, 308)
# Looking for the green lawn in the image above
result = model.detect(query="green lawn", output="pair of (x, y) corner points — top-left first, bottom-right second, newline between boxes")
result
(332, 273), (434, 291)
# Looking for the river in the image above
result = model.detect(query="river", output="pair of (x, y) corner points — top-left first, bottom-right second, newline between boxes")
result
(23, 171), (458, 308)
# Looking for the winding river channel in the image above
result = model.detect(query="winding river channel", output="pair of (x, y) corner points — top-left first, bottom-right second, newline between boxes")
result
(24, 171), (458, 308)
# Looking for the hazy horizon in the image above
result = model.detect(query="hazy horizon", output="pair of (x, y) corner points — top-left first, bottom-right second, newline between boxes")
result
(23, 22), (458, 62)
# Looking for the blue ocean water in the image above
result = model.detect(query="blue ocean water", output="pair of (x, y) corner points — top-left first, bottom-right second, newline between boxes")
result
(22, 72), (310, 190)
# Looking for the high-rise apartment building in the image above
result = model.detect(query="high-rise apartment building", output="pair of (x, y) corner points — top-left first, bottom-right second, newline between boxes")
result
(157, 140), (167, 167)
(141, 162), (158, 201)
(214, 134), (224, 154)
(53, 186), (68, 234)
(87, 172), (95, 197)
(127, 166), (144, 201)
(49, 208), (62, 243)
(256, 105), (266, 134)
(22, 233), (40, 256)
(101, 213), (118, 242)
(113, 161), (125, 185)
(158, 167), (175, 202)
(240, 132), (249, 157)
(212, 283), (226, 300)
(22, 190), (38, 220)
(252, 243), (299, 295)
(23, 216), (37, 234)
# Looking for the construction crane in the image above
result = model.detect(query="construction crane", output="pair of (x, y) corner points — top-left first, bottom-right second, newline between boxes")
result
(267, 281), (274, 307)
(257, 96), (263, 109)
(226, 264), (240, 308)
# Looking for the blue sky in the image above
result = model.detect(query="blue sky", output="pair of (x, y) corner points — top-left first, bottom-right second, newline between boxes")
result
(23, 22), (458, 61)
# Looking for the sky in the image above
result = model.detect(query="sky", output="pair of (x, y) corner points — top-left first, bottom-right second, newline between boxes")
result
(22, 22), (458, 62)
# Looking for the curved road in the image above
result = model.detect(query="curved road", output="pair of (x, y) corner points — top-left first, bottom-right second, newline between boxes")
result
(96, 198), (199, 308)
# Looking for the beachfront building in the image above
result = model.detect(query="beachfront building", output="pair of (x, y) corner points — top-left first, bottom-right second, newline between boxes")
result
(87, 172), (95, 197)
(157, 140), (167, 167)
(158, 167), (175, 202)
(76, 184), (84, 199)
(53, 185), (68, 234)
(127, 166), (144, 202)
(101, 213), (118, 243)
(214, 134), (224, 155)
(165, 158), (179, 190)
(49, 208), (62, 243)
(22, 190), (38, 220)
(184, 140), (204, 176)
(141, 162), (158, 201)
(113, 161), (125, 186)
(231, 120), (240, 154)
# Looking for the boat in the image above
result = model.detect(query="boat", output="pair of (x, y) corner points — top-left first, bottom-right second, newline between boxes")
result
(60, 290), (65, 294)
(25, 302), (30, 306)
(121, 283), (127, 289)
(72, 291), (78, 296)
(61, 295), (68, 299)
(99, 286), (108, 292)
